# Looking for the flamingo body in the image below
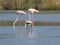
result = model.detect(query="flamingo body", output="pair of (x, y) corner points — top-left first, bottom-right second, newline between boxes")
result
(13, 10), (26, 29)
(28, 8), (39, 13)
(16, 11), (26, 14)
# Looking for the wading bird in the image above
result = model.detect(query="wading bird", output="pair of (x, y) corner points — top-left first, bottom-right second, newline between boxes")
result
(25, 8), (39, 33)
(13, 10), (26, 29)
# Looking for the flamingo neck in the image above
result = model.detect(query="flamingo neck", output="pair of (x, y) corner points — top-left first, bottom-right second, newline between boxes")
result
(19, 14), (22, 26)
(28, 13), (31, 20)
(28, 12), (34, 20)
(30, 13), (34, 22)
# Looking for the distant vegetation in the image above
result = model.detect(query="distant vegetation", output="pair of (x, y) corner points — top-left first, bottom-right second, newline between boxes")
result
(0, 0), (60, 10)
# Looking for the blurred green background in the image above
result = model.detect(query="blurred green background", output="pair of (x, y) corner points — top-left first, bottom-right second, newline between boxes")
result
(0, 0), (60, 10)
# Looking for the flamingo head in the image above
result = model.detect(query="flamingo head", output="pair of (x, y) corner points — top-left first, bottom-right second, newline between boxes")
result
(28, 8), (39, 14)
(17, 11), (26, 15)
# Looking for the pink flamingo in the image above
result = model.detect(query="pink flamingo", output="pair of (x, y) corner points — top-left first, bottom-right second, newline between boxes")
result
(13, 10), (26, 29)
(25, 8), (39, 33)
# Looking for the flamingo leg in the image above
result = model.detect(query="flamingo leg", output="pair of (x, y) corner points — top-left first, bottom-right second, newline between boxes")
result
(13, 16), (18, 29)
(19, 15), (22, 26)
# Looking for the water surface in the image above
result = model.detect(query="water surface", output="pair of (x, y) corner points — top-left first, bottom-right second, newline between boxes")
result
(0, 13), (60, 22)
(0, 26), (60, 45)
(0, 11), (60, 45)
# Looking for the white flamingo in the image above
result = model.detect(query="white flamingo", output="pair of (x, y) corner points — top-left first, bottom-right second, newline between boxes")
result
(13, 10), (26, 29)
(25, 8), (39, 33)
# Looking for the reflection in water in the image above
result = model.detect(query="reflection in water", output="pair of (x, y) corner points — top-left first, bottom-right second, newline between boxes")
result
(25, 24), (32, 34)
(0, 26), (60, 45)
(0, 33), (16, 39)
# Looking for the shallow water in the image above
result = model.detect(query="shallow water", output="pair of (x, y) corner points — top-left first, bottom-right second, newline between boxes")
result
(0, 26), (60, 45)
(0, 13), (60, 22)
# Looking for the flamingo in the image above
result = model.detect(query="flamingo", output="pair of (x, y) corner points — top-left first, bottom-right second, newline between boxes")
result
(13, 10), (26, 29)
(25, 8), (39, 33)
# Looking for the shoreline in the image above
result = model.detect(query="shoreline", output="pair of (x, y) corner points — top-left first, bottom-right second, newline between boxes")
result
(0, 10), (60, 14)
(0, 21), (60, 26)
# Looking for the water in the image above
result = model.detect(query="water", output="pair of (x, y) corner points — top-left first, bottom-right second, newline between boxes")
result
(0, 13), (60, 22)
(0, 11), (60, 45)
(0, 26), (60, 45)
